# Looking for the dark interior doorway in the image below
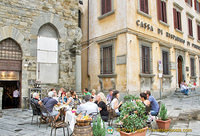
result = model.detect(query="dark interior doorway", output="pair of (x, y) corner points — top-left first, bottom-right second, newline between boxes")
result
(178, 56), (183, 87)
(0, 81), (20, 109)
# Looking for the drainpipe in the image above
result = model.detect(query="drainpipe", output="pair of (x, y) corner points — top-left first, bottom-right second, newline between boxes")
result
(0, 87), (3, 117)
(87, 0), (90, 87)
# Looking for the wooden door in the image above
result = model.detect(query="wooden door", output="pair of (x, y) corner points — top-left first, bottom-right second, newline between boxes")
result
(178, 57), (183, 86)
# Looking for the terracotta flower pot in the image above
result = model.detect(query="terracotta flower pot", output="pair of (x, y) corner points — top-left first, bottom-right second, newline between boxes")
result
(119, 127), (148, 136)
(156, 119), (171, 129)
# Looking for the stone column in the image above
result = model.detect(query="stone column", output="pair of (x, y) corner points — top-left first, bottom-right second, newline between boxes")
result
(75, 50), (82, 93)
(0, 87), (3, 117)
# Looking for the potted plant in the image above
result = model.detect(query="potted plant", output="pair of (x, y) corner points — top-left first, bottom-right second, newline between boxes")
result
(116, 100), (148, 136)
(156, 104), (171, 129)
(92, 114), (106, 136)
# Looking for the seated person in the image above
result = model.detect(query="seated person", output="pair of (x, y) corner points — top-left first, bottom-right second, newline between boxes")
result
(39, 91), (60, 120)
(145, 91), (159, 116)
(31, 92), (41, 115)
(95, 92), (109, 121)
(61, 91), (67, 103)
(65, 92), (74, 108)
(111, 90), (122, 116)
(140, 92), (151, 115)
(180, 81), (189, 95)
(76, 95), (98, 116)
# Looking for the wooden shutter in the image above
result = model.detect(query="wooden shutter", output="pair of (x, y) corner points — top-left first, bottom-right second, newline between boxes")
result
(102, 0), (106, 15)
(163, 1), (167, 23)
(144, 0), (149, 14)
(173, 8), (177, 29)
(106, 0), (111, 13)
(195, 0), (197, 10)
(199, 2), (200, 12)
(157, 0), (161, 20)
(191, 0), (192, 7)
(185, 0), (188, 2)
(140, 0), (145, 12)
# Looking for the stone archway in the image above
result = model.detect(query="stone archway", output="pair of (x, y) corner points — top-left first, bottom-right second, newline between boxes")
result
(0, 38), (22, 109)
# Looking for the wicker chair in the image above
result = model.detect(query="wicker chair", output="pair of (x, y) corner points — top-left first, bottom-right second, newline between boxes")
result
(30, 101), (41, 125)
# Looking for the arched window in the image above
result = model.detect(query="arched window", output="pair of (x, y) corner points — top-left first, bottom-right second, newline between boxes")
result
(37, 24), (59, 83)
(0, 38), (22, 71)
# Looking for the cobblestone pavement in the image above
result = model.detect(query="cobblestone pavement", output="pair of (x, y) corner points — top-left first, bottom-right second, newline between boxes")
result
(0, 90), (200, 136)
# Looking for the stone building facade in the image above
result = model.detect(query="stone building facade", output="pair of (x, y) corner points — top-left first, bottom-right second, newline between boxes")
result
(81, 0), (200, 97)
(0, 0), (82, 109)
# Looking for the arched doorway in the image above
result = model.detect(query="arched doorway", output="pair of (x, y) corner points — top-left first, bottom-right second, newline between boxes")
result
(0, 38), (22, 109)
(178, 56), (183, 86)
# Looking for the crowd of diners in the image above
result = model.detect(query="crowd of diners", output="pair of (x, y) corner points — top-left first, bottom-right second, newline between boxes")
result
(31, 88), (160, 125)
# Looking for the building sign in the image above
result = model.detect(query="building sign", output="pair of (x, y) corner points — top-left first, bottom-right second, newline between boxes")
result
(136, 20), (200, 51)
(0, 71), (19, 81)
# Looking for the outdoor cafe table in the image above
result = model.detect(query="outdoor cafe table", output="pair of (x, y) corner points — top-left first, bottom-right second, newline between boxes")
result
(54, 104), (76, 131)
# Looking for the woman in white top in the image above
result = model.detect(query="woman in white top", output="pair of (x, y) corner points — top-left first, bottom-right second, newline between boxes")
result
(111, 90), (122, 116)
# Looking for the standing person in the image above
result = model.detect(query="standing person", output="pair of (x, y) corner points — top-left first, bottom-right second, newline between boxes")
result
(111, 90), (122, 116)
(95, 92), (109, 121)
(13, 88), (20, 108)
(91, 89), (97, 102)
(145, 91), (159, 116)
(83, 88), (91, 96)
(107, 89), (113, 104)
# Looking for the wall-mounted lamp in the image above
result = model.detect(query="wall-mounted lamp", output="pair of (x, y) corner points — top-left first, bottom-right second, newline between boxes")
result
(79, 0), (83, 5)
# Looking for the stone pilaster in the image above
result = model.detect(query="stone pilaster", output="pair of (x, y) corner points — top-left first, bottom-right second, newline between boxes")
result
(0, 87), (3, 117)
(75, 50), (82, 93)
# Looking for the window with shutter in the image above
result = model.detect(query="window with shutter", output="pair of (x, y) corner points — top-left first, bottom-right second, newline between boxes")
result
(186, 0), (192, 6)
(173, 8), (177, 29)
(142, 46), (150, 74)
(177, 11), (182, 31)
(162, 51), (169, 75)
(188, 18), (193, 37)
(161, 1), (167, 23)
(190, 58), (195, 77)
(101, 45), (113, 74)
(101, 0), (112, 15)
(140, 0), (149, 14)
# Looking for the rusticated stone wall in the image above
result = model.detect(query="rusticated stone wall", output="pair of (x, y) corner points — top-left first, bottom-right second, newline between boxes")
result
(0, 0), (82, 108)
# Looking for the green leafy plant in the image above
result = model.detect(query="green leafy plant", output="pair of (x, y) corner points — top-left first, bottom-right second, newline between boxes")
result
(116, 101), (148, 133)
(159, 104), (168, 121)
(124, 95), (140, 102)
(93, 115), (106, 136)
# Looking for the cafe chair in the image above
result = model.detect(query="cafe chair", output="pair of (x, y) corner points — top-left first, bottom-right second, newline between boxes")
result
(49, 112), (70, 136)
(30, 101), (41, 126)
(107, 104), (117, 126)
(39, 103), (53, 129)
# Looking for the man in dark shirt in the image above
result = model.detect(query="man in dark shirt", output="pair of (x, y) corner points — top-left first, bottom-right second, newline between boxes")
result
(39, 91), (60, 120)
